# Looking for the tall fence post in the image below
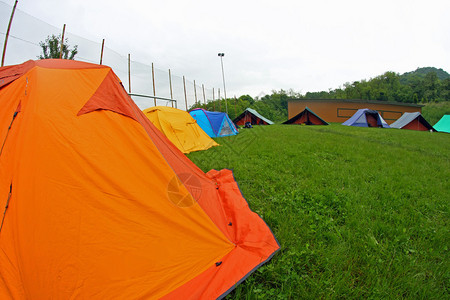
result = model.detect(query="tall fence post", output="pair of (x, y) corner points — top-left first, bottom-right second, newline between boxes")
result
(234, 95), (237, 120)
(128, 54), (131, 93)
(152, 63), (156, 106)
(213, 88), (215, 111)
(169, 69), (174, 108)
(1, 0), (18, 67)
(183, 76), (188, 111)
(99, 39), (105, 65)
(59, 24), (66, 59)
(202, 84), (206, 105)
(218, 88), (221, 112)
(193, 80), (198, 105)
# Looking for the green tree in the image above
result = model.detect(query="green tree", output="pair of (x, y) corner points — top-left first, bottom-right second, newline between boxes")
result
(440, 78), (450, 101)
(238, 95), (255, 105)
(38, 34), (78, 60)
(423, 72), (440, 102)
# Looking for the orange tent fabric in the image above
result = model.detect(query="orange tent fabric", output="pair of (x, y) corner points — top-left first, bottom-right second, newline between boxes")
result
(0, 60), (279, 299)
(142, 106), (218, 154)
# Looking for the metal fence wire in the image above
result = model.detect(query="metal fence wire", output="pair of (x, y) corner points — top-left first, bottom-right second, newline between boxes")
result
(0, 1), (216, 111)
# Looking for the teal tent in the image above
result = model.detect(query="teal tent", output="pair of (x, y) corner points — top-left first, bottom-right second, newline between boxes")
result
(433, 115), (450, 133)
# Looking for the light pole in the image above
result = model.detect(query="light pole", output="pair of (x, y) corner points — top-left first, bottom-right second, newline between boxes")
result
(218, 53), (228, 114)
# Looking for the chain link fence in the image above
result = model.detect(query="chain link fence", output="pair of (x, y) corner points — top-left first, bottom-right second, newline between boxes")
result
(0, 1), (216, 111)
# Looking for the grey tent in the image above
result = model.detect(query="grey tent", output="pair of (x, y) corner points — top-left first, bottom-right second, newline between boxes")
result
(390, 112), (436, 131)
(233, 108), (274, 126)
(342, 108), (390, 128)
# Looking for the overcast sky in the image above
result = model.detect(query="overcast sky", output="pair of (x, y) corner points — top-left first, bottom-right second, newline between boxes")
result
(1, 0), (449, 99)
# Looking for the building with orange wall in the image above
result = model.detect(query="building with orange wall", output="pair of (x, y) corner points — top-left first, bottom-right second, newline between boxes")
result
(287, 99), (423, 124)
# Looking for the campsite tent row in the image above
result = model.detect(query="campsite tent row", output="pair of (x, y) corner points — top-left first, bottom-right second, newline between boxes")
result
(283, 107), (440, 132)
(185, 106), (441, 132)
(143, 105), (443, 145)
(341, 109), (441, 131)
(0, 60), (280, 299)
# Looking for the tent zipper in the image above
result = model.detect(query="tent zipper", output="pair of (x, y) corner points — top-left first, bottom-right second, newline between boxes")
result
(0, 184), (12, 233)
(0, 110), (19, 158)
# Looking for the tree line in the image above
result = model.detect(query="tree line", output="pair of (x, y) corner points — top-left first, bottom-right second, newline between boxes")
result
(302, 68), (450, 104)
(192, 68), (449, 123)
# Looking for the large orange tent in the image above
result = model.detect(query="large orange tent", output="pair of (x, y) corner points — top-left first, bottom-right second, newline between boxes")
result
(142, 106), (218, 154)
(0, 60), (279, 299)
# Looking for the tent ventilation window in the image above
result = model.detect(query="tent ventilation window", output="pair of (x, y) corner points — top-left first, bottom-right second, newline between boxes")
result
(219, 120), (234, 136)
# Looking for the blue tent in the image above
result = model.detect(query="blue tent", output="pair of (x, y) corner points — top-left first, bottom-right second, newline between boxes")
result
(189, 108), (238, 137)
(342, 108), (390, 128)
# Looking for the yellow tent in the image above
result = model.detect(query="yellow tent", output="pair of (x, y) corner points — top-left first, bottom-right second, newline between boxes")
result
(143, 106), (218, 153)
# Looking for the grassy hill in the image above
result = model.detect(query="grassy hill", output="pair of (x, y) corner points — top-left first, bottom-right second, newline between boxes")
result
(188, 124), (449, 299)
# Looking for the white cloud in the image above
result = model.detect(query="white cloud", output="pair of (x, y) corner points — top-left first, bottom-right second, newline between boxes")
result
(2, 0), (449, 99)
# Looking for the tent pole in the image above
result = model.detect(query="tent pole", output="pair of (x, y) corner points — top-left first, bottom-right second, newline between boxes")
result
(1, 0), (18, 67)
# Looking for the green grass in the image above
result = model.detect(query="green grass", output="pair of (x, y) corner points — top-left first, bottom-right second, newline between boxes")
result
(187, 124), (449, 299)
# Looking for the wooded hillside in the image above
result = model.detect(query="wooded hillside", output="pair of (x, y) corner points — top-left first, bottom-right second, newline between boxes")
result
(192, 67), (450, 123)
